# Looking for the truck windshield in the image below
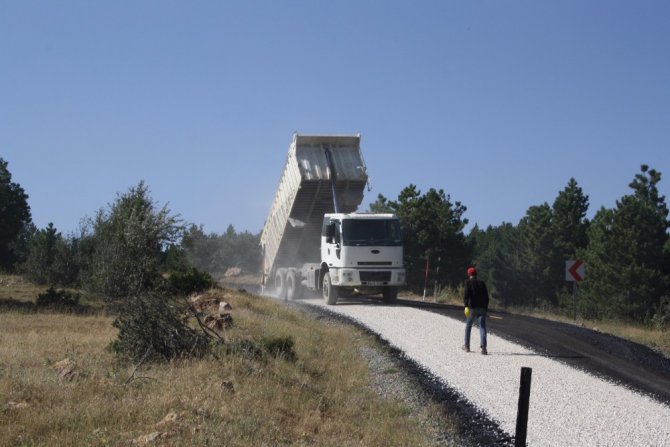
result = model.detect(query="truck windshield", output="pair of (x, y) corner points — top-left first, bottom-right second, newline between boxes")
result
(341, 219), (402, 246)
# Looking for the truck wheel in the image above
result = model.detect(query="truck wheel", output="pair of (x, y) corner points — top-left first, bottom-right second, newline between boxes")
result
(382, 286), (398, 304)
(323, 272), (338, 305)
(286, 270), (304, 300)
(275, 269), (287, 300)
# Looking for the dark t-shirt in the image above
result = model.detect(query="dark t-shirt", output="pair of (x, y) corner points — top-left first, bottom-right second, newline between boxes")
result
(464, 278), (490, 310)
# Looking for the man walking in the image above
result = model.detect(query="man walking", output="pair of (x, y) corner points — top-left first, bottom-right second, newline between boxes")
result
(463, 266), (490, 355)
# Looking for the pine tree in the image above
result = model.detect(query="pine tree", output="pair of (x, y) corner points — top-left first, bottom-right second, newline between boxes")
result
(469, 223), (523, 307)
(82, 181), (183, 302)
(518, 203), (555, 307)
(370, 185), (470, 290)
(552, 178), (590, 260)
(550, 179), (590, 311)
(581, 166), (669, 321)
(22, 223), (80, 286)
(0, 158), (32, 271)
(580, 207), (617, 318)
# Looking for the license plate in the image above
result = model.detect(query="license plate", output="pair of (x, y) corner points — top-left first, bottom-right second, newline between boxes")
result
(366, 281), (384, 286)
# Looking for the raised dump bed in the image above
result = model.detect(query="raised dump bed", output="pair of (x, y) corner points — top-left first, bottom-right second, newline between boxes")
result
(260, 134), (368, 281)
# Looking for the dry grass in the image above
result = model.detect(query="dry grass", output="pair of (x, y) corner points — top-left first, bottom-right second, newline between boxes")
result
(0, 277), (449, 446)
(0, 275), (44, 303)
(596, 321), (670, 356)
(0, 275), (102, 311)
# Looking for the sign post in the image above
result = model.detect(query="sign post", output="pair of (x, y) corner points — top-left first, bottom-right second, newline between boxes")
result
(422, 256), (430, 301)
(566, 260), (585, 320)
(571, 282), (578, 321)
(515, 367), (533, 447)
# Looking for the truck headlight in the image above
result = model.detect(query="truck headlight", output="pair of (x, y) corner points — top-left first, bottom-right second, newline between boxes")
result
(342, 270), (354, 283)
(397, 271), (405, 282)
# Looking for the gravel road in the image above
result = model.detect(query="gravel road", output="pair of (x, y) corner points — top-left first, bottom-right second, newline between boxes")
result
(299, 297), (670, 447)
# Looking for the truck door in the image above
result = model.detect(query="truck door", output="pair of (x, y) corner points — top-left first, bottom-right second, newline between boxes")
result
(322, 219), (342, 266)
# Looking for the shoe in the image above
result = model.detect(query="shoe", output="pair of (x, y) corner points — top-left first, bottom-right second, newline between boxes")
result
(481, 347), (488, 355)
(462, 345), (470, 352)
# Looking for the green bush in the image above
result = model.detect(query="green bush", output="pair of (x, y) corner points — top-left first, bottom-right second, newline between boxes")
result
(111, 292), (211, 362)
(81, 182), (183, 303)
(169, 267), (215, 294)
(224, 339), (264, 359)
(435, 284), (463, 304)
(652, 296), (670, 330)
(21, 223), (80, 287)
(36, 287), (80, 308)
(260, 335), (296, 361)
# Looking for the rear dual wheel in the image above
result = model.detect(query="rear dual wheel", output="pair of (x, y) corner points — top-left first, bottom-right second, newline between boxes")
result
(275, 269), (287, 300)
(286, 270), (304, 300)
(276, 269), (303, 301)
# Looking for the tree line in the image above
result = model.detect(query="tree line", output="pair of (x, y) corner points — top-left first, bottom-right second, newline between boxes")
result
(0, 160), (261, 295)
(1, 158), (261, 361)
(2, 157), (668, 327)
(370, 165), (669, 326)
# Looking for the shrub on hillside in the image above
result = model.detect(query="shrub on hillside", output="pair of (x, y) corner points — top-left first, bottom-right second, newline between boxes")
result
(168, 267), (215, 294)
(22, 223), (80, 287)
(110, 292), (211, 362)
(81, 182), (183, 305)
(36, 287), (80, 308)
(435, 284), (464, 304)
(224, 335), (296, 362)
(652, 296), (670, 330)
(260, 335), (297, 361)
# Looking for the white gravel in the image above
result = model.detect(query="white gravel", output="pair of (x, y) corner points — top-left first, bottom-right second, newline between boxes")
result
(301, 298), (670, 447)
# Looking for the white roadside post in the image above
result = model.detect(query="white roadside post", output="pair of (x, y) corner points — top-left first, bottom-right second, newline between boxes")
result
(566, 260), (586, 320)
(422, 256), (430, 301)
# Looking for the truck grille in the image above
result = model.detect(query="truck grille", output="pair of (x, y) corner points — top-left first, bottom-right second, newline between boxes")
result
(359, 271), (392, 282)
(358, 262), (392, 266)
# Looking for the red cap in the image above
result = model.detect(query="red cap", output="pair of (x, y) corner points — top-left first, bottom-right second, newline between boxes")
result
(467, 267), (477, 277)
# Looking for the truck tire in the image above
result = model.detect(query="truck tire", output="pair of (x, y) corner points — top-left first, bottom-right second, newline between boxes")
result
(323, 272), (338, 305)
(382, 286), (398, 304)
(275, 269), (287, 300)
(286, 270), (304, 300)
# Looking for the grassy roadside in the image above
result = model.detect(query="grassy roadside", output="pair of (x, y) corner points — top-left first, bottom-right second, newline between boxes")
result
(507, 307), (670, 357)
(0, 275), (451, 446)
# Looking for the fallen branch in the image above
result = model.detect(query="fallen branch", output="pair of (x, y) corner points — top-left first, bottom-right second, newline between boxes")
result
(125, 345), (153, 385)
(182, 295), (225, 344)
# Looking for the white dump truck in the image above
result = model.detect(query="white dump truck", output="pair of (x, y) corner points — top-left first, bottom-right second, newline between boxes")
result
(260, 134), (405, 305)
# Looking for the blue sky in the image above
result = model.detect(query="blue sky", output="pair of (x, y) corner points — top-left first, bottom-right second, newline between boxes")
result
(2, 1), (669, 235)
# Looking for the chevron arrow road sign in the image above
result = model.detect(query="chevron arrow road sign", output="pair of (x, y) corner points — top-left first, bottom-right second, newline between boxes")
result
(566, 260), (585, 282)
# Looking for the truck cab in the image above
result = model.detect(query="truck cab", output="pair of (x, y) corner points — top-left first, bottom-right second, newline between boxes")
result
(320, 213), (405, 303)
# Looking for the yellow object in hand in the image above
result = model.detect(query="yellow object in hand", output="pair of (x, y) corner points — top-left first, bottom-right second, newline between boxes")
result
(464, 307), (470, 317)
